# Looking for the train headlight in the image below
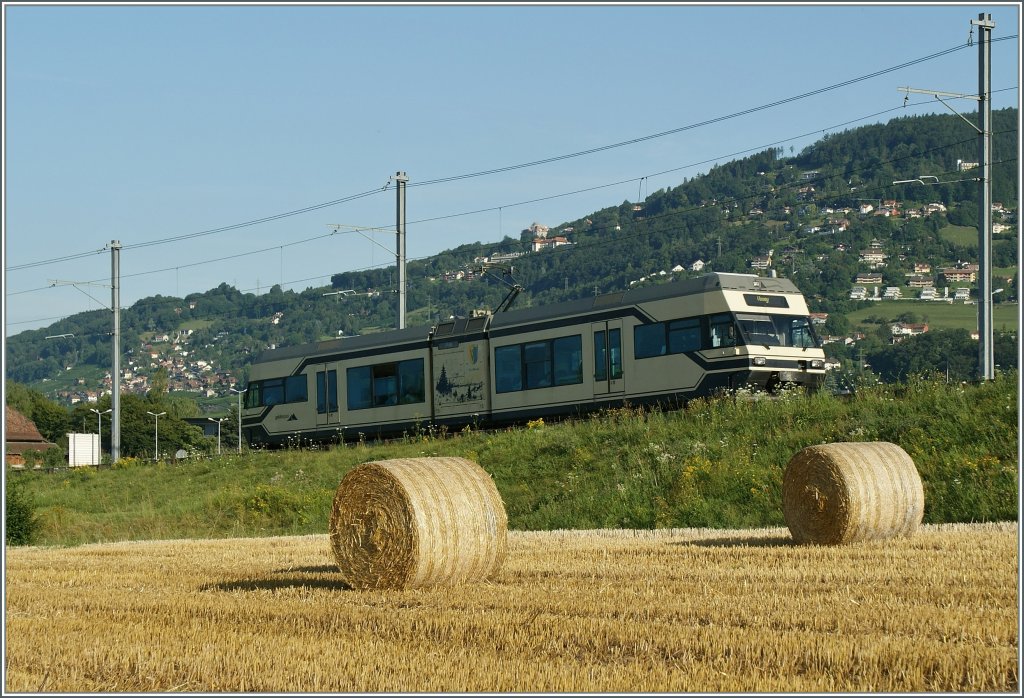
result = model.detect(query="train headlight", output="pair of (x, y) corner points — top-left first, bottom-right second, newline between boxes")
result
(752, 356), (767, 366)
(809, 359), (824, 370)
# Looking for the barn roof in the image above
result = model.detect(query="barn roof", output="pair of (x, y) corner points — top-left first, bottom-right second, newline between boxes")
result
(6, 406), (48, 444)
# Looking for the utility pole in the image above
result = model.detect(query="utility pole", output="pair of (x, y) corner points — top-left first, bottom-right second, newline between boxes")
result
(230, 387), (245, 453)
(110, 240), (122, 462)
(974, 12), (995, 380)
(897, 12), (996, 381)
(393, 171), (408, 330)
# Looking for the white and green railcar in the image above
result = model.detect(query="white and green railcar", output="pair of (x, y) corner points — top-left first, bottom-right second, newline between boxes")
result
(241, 273), (826, 447)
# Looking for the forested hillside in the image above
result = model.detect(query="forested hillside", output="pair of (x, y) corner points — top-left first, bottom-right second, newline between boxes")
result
(6, 108), (1018, 401)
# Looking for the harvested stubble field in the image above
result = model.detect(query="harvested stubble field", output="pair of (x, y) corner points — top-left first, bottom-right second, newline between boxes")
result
(4, 523), (1018, 693)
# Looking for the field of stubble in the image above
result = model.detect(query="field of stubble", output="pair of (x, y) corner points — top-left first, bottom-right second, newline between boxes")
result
(4, 522), (1018, 693)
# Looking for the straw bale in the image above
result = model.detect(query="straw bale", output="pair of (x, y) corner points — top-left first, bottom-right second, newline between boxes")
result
(782, 441), (924, 545)
(328, 457), (508, 590)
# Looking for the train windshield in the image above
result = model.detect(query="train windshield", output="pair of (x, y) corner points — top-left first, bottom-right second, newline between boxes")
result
(735, 313), (820, 348)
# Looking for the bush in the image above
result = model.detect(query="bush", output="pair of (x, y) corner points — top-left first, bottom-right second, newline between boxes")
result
(5, 476), (40, 546)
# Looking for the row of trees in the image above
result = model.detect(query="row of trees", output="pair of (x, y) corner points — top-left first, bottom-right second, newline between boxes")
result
(7, 381), (237, 464)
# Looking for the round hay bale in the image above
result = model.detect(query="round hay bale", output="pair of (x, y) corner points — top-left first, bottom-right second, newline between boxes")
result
(782, 442), (924, 545)
(328, 457), (508, 590)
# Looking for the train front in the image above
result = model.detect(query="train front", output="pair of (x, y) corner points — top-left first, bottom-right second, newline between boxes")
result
(721, 286), (827, 393)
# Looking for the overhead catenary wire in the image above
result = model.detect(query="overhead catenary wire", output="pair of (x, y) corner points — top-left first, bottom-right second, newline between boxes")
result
(11, 135), (1015, 335)
(404, 39), (1016, 189)
(12, 89), (1011, 300)
(5, 37), (1015, 275)
(6, 123), (1016, 325)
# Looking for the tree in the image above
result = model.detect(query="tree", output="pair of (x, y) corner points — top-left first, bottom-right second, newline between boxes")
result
(5, 477), (39, 545)
(148, 367), (169, 399)
(118, 394), (210, 459)
(823, 313), (850, 337)
(30, 398), (70, 445)
(5, 382), (69, 444)
(867, 329), (977, 382)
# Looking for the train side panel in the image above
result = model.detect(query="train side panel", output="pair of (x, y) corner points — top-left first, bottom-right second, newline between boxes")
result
(488, 319), (594, 423)
(334, 345), (433, 439)
(431, 336), (491, 425)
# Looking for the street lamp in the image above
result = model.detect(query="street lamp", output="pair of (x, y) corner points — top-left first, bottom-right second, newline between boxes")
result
(207, 417), (227, 455)
(89, 408), (111, 465)
(230, 387), (245, 453)
(146, 411), (166, 462)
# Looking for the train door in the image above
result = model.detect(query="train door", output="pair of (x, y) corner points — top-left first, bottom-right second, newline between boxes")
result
(592, 320), (625, 397)
(314, 363), (339, 428)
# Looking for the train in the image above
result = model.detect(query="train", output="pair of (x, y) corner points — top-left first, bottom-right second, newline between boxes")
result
(240, 272), (826, 447)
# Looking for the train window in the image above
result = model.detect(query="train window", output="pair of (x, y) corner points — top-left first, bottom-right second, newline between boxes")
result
(496, 335), (582, 392)
(347, 359), (425, 410)
(708, 314), (737, 348)
(523, 342), (552, 389)
(347, 367), (372, 410)
(398, 360), (425, 404)
(784, 316), (820, 348)
(373, 364), (399, 406)
(667, 318), (702, 353)
(594, 331), (608, 380)
(316, 369), (338, 413)
(243, 376), (308, 408)
(608, 329), (622, 379)
(285, 375), (308, 403)
(328, 371), (338, 410)
(736, 313), (782, 347)
(244, 383), (261, 409)
(495, 345), (522, 393)
(634, 323), (667, 359)
(553, 335), (583, 386)
(262, 379), (285, 406)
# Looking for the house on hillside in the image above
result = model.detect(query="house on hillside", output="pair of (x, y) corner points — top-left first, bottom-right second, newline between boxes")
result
(5, 406), (57, 467)
(942, 267), (977, 284)
(891, 322), (929, 342)
(855, 273), (884, 286)
(531, 236), (570, 252)
(858, 246), (888, 268)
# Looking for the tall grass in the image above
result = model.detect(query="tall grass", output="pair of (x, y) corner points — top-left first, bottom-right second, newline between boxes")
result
(9, 373), (1018, 546)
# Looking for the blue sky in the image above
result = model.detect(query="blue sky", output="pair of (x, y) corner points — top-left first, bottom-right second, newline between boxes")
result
(3, 2), (1020, 337)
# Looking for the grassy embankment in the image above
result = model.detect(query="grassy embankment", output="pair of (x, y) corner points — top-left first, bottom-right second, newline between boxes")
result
(9, 373), (1018, 547)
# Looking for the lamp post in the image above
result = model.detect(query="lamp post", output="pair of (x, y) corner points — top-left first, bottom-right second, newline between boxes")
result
(230, 387), (245, 453)
(89, 408), (111, 465)
(207, 417), (227, 455)
(146, 411), (166, 462)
